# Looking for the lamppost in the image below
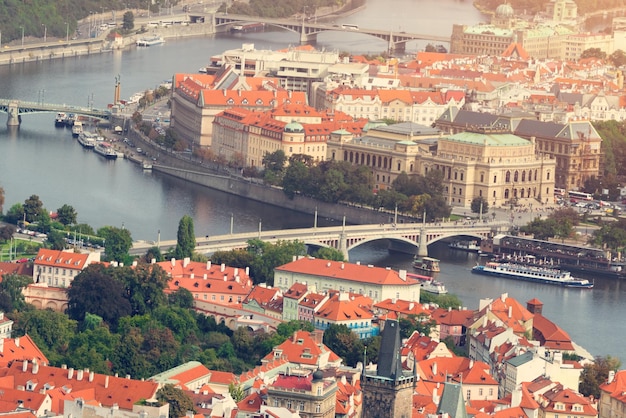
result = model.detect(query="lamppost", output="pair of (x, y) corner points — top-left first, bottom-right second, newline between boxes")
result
(20, 26), (24, 47)
(65, 22), (69, 43)
(41, 24), (47, 43)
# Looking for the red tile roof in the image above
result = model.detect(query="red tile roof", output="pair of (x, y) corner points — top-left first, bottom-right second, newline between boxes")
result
(533, 314), (574, 351)
(276, 257), (421, 287)
(0, 360), (158, 413)
(34, 249), (89, 271)
(0, 335), (49, 368)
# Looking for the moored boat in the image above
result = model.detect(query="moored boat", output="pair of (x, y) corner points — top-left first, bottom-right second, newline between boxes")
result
(54, 112), (67, 127)
(407, 273), (448, 294)
(413, 256), (441, 273)
(136, 35), (165, 46)
(77, 132), (96, 148)
(72, 121), (83, 137)
(94, 142), (118, 159)
(449, 240), (481, 253)
(471, 262), (593, 289)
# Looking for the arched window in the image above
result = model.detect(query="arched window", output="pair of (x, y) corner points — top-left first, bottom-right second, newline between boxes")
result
(521, 188), (525, 198)
(514, 171), (519, 182)
(522, 171), (526, 182)
(505, 171), (511, 183)
(504, 189), (510, 199)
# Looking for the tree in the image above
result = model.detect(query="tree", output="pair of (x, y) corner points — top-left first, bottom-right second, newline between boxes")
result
(609, 49), (626, 67)
(168, 288), (194, 309)
(122, 11), (134, 30)
(46, 229), (67, 250)
(262, 150), (287, 184)
(580, 48), (607, 60)
(470, 196), (489, 214)
(312, 247), (345, 261)
(56, 204), (77, 225)
(174, 215), (196, 259)
(0, 224), (16, 242)
(579, 355), (621, 398)
(67, 264), (132, 326)
(98, 226), (133, 263)
(228, 382), (245, 403)
(246, 239), (307, 285)
(112, 263), (168, 315)
(157, 384), (195, 418)
(4, 204), (24, 225)
(0, 274), (32, 311)
(282, 160), (309, 199)
(23, 195), (45, 223)
(323, 324), (364, 367)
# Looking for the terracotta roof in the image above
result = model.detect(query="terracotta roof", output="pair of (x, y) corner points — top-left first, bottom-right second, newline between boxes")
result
(533, 314), (574, 351)
(315, 292), (373, 322)
(276, 257), (420, 287)
(262, 330), (341, 367)
(0, 360), (158, 413)
(0, 335), (49, 368)
(34, 249), (89, 270)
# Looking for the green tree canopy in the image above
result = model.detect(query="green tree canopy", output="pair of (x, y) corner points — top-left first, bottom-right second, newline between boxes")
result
(98, 226), (133, 263)
(23, 195), (45, 223)
(174, 215), (196, 260)
(471, 196), (489, 214)
(67, 264), (132, 326)
(56, 204), (77, 226)
(579, 355), (622, 399)
(246, 239), (307, 285)
(122, 11), (134, 30)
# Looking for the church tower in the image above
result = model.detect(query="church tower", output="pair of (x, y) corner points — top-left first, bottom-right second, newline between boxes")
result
(361, 320), (417, 418)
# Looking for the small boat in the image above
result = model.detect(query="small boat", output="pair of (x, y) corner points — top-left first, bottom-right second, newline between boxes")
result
(449, 240), (481, 253)
(93, 142), (118, 159)
(471, 262), (593, 289)
(136, 35), (165, 46)
(230, 22), (265, 33)
(407, 273), (448, 294)
(72, 121), (84, 138)
(142, 161), (153, 170)
(54, 112), (68, 127)
(413, 256), (441, 273)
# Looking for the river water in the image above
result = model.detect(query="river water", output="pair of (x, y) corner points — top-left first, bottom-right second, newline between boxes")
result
(1, 0), (624, 361)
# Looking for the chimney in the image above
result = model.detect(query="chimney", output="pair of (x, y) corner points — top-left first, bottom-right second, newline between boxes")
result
(151, 258), (156, 264)
(501, 293), (507, 303)
(105, 375), (109, 388)
(399, 269), (407, 281)
(22, 360), (28, 372)
(246, 267), (250, 276)
(15, 337), (20, 347)
(203, 274), (207, 280)
(341, 263), (344, 270)
(183, 257), (190, 267)
(432, 362), (438, 376)
(0, 338), (4, 354)
(609, 370), (616, 384)
(32, 359), (39, 374)
(207, 261), (212, 269)
(223, 275), (227, 281)
(77, 369), (84, 381)
(221, 263), (225, 272)
(171, 258), (176, 267)
(234, 268), (239, 276)
(132, 261), (137, 267)
(68, 368), (74, 379)
(432, 388), (439, 404)
(409, 302), (414, 311)
(469, 359), (474, 368)
(190, 273), (194, 279)
(89, 371), (94, 382)
(508, 306), (513, 318)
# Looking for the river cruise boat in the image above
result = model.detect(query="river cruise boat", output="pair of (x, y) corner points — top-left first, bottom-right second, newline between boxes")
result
(413, 256), (441, 273)
(94, 142), (118, 159)
(406, 273), (448, 294)
(136, 35), (165, 46)
(449, 240), (481, 253)
(471, 262), (593, 289)
(77, 132), (96, 149)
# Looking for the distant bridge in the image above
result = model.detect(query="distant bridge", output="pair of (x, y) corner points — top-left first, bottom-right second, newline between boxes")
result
(213, 13), (450, 53)
(0, 99), (111, 126)
(133, 220), (509, 260)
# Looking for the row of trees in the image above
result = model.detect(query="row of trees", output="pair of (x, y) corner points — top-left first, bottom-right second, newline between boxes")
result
(258, 151), (452, 221)
(220, 0), (350, 19)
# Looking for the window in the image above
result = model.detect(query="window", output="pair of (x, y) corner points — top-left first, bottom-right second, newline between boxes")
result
(466, 389), (471, 400)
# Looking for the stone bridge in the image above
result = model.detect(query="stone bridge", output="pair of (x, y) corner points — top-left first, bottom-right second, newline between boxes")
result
(133, 220), (510, 260)
(213, 13), (449, 53)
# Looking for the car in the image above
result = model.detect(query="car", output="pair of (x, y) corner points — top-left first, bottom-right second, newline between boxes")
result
(137, 147), (143, 153)
(16, 258), (29, 263)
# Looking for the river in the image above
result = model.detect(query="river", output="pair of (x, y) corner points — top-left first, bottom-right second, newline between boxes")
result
(1, 0), (624, 361)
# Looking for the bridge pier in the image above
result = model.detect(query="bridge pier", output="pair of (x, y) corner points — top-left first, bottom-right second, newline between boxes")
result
(417, 228), (429, 257)
(389, 40), (407, 55)
(338, 232), (350, 261)
(300, 31), (317, 45)
(6, 101), (20, 126)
